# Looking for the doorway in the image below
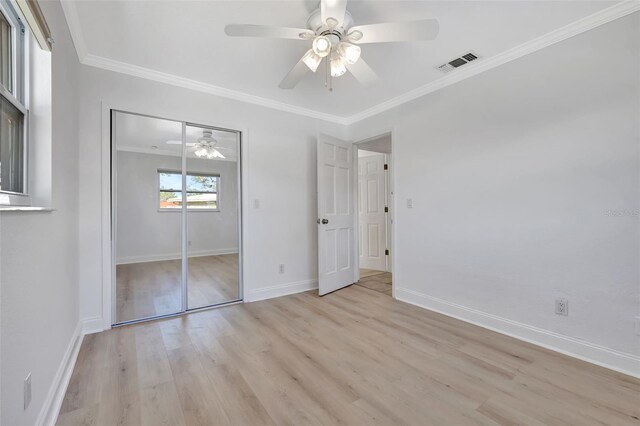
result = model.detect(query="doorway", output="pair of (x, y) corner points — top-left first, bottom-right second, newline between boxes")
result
(355, 134), (392, 296)
(111, 110), (243, 325)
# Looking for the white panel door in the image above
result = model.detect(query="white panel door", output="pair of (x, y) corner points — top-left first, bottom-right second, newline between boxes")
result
(317, 134), (355, 296)
(358, 153), (386, 271)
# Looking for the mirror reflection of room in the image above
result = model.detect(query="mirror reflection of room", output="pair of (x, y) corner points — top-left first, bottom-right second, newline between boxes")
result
(186, 124), (239, 310)
(113, 112), (240, 324)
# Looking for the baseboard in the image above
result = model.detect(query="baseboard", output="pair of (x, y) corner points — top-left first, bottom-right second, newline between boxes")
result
(35, 322), (84, 426)
(245, 279), (318, 302)
(81, 316), (106, 335)
(395, 287), (640, 379)
(115, 248), (239, 265)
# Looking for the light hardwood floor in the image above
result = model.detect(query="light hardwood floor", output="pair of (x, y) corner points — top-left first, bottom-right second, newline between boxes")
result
(356, 269), (392, 296)
(58, 286), (640, 425)
(116, 254), (239, 323)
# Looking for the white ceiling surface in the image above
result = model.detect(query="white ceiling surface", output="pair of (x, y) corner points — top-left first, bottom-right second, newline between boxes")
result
(72, 1), (617, 117)
(114, 112), (239, 161)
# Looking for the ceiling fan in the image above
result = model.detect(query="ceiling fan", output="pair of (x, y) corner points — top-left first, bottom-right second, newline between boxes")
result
(224, 0), (439, 90)
(166, 129), (231, 159)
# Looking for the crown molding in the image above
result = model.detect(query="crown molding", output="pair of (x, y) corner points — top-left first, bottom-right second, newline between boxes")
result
(59, 0), (86, 59)
(82, 53), (350, 125)
(343, 0), (640, 124)
(60, 0), (640, 127)
(59, 1), (348, 125)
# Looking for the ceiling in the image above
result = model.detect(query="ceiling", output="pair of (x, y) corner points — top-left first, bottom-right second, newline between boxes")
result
(114, 112), (239, 162)
(68, 1), (619, 118)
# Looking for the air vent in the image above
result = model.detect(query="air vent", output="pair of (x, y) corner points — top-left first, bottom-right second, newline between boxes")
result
(448, 58), (467, 68)
(437, 63), (455, 73)
(436, 51), (481, 73)
(462, 52), (478, 62)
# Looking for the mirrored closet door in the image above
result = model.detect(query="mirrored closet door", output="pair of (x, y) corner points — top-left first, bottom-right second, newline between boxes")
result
(112, 111), (242, 325)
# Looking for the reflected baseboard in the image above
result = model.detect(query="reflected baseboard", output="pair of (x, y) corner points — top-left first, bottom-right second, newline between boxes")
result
(115, 249), (238, 265)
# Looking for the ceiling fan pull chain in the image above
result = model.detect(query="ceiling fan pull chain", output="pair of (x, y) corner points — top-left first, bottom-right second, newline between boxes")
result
(325, 54), (329, 89)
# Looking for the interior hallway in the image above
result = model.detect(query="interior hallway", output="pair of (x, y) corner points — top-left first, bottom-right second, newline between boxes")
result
(356, 269), (392, 296)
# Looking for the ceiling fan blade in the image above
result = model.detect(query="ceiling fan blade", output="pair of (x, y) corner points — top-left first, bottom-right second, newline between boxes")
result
(279, 52), (311, 89)
(321, 0), (348, 28)
(225, 24), (314, 40)
(346, 58), (379, 87)
(348, 19), (439, 44)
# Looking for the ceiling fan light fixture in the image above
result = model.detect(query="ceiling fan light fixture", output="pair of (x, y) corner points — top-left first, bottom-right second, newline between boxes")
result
(346, 30), (363, 42)
(337, 42), (361, 64)
(302, 49), (322, 72)
(325, 17), (338, 29)
(312, 36), (331, 58)
(330, 53), (347, 77)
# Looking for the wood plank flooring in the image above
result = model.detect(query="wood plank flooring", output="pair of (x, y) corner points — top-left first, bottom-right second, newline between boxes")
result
(58, 286), (640, 425)
(356, 269), (392, 296)
(116, 254), (239, 323)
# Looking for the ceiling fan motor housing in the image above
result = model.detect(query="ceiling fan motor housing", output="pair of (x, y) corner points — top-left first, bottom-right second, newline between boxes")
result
(306, 8), (354, 38)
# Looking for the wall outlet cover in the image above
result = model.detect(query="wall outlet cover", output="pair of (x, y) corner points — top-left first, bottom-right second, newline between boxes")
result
(555, 298), (569, 316)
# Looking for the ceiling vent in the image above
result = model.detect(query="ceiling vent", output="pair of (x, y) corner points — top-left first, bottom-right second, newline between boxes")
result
(436, 51), (480, 73)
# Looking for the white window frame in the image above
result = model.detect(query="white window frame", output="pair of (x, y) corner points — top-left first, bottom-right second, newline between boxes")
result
(157, 169), (221, 212)
(0, 0), (29, 206)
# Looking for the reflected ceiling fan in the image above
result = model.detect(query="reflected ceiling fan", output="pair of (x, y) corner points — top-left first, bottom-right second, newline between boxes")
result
(224, 0), (439, 90)
(165, 129), (231, 159)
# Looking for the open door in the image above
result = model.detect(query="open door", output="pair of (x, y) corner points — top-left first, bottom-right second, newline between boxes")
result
(317, 133), (355, 295)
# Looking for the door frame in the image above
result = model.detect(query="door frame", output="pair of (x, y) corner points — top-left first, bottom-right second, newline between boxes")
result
(100, 102), (249, 330)
(352, 129), (396, 299)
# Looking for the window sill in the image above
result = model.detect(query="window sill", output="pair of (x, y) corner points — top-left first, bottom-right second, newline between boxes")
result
(0, 206), (54, 212)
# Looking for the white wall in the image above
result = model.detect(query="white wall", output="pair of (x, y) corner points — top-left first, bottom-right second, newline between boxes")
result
(0, 1), (81, 424)
(348, 13), (640, 372)
(115, 151), (238, 263)
(75, 58), (347, 324)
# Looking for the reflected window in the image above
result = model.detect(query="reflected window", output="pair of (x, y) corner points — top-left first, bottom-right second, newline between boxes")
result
(158, 170), (220, 211)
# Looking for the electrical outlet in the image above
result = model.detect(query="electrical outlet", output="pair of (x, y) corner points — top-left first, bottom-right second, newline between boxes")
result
(188, 240), (192, 246)
(555, 298), (569, 316)
(24, 373), (31, 410)
(278, 264), (285, 274)
(406, 198), (413, 209)
(253, 199), (260, 209)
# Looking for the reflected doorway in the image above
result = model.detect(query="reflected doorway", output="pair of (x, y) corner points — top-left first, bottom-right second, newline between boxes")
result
(355, 133), (393, 297)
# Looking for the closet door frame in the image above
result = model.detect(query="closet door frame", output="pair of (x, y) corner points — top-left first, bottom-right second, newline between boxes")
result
(107, 108), (245, 328)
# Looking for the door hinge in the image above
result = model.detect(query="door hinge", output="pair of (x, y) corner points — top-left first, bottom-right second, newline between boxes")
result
(385, 249), (389, 256)
(384, 206), (389, 213)
(384, 164), (388, 170)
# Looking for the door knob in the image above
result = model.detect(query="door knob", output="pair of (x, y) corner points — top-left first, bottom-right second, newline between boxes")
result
(321, 219), (329, 224)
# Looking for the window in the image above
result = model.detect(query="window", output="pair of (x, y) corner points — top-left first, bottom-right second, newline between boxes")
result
(158, 171), (220, 211)
(0, 1), (26, 196)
